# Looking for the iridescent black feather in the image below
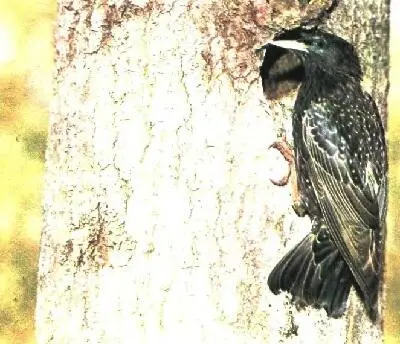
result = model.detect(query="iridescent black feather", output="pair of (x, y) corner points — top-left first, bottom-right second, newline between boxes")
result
(265, 28), (387, 320)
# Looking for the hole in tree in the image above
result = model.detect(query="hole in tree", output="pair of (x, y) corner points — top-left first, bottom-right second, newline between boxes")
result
(259, 45), (304, 101)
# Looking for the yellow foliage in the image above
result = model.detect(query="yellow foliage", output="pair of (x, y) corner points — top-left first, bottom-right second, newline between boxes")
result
(0, 1), (54, 343)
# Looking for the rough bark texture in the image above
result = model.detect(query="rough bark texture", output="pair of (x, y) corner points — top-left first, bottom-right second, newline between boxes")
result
(36, 0), (389, 343)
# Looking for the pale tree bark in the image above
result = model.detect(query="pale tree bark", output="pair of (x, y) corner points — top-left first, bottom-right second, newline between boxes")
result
(36, 0), (389, 343)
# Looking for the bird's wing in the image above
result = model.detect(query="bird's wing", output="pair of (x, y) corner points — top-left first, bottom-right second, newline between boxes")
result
(301, 100), (386, 313)
(268, 220), (353, 318)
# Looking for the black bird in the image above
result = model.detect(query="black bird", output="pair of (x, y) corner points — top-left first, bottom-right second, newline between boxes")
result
(263, 28), (387, 320)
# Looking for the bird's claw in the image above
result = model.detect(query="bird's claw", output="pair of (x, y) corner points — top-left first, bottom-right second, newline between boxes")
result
(269, 139), (294, 186)
(269, 167), (291, 186)
(269, 141), (294, 163)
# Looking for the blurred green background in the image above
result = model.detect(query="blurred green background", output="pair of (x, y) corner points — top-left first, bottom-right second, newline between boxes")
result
(0, 1), (399, 343)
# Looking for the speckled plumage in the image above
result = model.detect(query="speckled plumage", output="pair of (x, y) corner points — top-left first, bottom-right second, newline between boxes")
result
(266, 29), (387, 320)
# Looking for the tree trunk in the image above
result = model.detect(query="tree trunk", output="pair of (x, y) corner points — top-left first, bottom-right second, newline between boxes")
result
(36, 0), (389, 343)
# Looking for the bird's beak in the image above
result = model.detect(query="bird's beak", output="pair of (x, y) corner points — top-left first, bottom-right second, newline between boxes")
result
(264, 40), (309, 52)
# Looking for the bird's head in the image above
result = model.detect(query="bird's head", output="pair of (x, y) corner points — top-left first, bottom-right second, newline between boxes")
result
(262, 28), (362, 79)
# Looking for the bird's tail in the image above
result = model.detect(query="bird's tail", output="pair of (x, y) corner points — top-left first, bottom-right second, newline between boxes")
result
(268, 221), (354, 317)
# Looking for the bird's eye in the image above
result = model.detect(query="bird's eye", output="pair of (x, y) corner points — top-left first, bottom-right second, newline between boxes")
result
(313, 38), (325, 49)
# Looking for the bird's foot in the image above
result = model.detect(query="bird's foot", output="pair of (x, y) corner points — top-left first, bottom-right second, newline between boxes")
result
(268, 137), (294, 186)
(268, 133), (309, 217)
(270, 141), (294, 163)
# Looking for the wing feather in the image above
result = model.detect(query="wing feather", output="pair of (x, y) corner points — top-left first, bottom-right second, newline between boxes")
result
(300, 101), (385, 316)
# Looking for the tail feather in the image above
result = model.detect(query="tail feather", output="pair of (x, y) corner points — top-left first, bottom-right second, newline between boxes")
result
(268, 221), (354, 317)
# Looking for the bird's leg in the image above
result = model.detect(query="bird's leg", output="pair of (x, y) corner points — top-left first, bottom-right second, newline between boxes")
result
(269, 135), (307, 217)
(292, 190), (307, 217)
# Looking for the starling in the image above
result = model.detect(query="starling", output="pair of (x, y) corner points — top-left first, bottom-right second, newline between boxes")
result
(263, 28), (387, 320)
